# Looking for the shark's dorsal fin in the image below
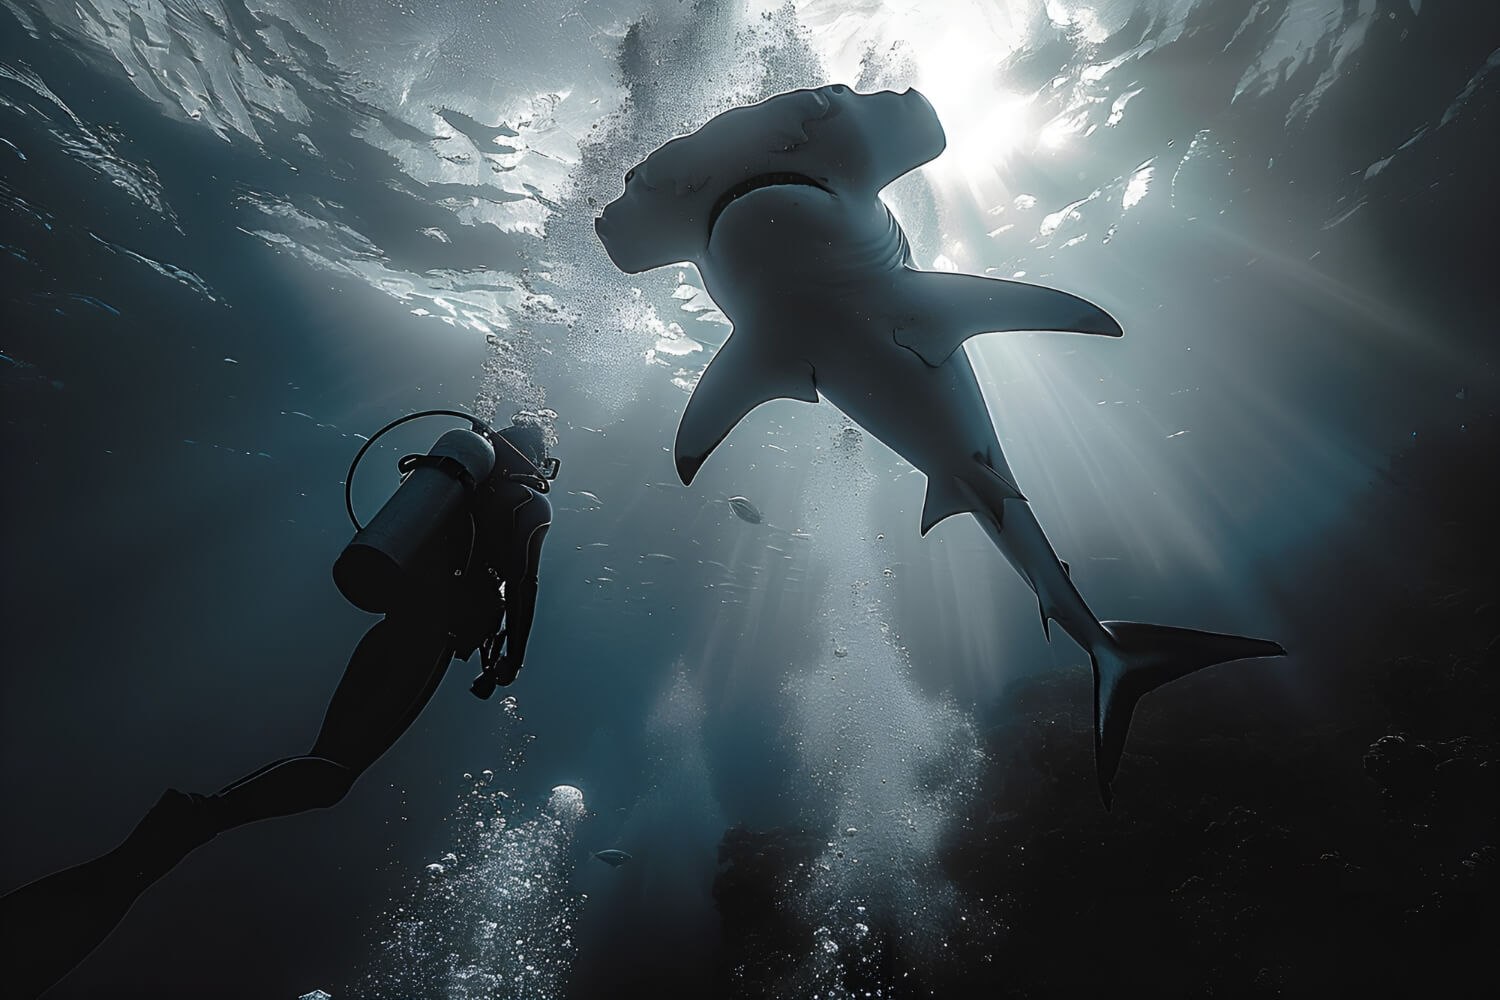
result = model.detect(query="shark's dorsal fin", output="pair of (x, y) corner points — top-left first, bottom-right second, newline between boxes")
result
(675, 331), (818, 485)
(892, 270), (1124, 368)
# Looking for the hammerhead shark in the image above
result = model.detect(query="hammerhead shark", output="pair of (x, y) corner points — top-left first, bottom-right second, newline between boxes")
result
(594, 84), (1284, 806)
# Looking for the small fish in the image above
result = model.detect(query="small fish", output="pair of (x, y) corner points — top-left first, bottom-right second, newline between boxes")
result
(594, 849), (632, 867)
(727, 495), (762, 524)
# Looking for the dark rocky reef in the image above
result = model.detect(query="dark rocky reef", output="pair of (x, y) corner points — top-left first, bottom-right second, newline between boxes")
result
(712, 404), (1497, 997)
(711, 826), (826, 996)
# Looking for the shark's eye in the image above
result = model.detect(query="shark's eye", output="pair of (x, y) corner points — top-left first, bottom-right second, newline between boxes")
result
(625, 168), (636, 183)
(830, 84), (848, 95)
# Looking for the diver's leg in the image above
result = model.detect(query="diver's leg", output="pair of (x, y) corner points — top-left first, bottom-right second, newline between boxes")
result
(0, 789), (213, 999)
(204, 616), (454, 831)
(311, 613), (456, 768)
(0, 619), (455, 996)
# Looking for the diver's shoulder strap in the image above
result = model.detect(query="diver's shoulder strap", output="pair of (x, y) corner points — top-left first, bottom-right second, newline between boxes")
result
(397, 452), (480, 491)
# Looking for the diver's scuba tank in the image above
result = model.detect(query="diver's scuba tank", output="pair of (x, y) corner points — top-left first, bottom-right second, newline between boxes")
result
(333, 423), (495, 614)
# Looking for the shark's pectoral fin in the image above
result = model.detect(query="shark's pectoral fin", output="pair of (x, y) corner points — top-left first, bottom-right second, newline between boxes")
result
(675, 331), (818, 485)
(892, 271), (1125, 368)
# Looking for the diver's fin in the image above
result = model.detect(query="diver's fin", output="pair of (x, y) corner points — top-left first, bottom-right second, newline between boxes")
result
(1090, 622), (1286, 809)
(893, 270), (1124, 368)
(675, 330), (818, 485)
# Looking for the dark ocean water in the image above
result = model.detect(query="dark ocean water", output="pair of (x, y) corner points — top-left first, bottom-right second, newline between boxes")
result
(1, 1), (1496, 997)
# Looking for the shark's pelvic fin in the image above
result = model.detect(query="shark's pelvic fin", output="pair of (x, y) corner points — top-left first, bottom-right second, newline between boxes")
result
(919, 476), (973, 535)
(919, 461), (1024, 536)
(675, 331), (819, 485)
(1090, 622), (1287, 809)
(893, 270), (1125, 368)
(1047, 561), (1071, 634)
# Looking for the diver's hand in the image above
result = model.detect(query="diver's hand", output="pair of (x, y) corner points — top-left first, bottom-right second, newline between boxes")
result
(470, 656), (521, 700)
(470, 669), (498, 700)
(492, 654), (522, 688)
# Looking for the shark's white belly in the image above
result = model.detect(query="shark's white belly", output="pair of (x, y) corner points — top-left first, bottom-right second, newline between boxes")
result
(701, 184), (1011, 482)
(813, 332), (1010, 481)
(702, 185), (909, 313)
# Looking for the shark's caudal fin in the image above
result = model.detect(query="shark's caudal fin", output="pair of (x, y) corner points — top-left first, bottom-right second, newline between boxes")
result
(1090, 621), (1285, 809)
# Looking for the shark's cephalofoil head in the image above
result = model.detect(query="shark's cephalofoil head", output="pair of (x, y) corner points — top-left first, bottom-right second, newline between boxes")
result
(594, 85), (945, 273)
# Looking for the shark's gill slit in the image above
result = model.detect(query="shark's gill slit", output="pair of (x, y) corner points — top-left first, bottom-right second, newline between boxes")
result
(707, 172), (831, 237)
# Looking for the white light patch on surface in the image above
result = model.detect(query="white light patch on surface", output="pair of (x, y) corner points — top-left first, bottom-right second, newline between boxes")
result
(1123, 161), (1155, 211)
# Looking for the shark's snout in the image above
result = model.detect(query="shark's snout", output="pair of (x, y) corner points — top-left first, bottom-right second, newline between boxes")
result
(594, 208), (623, 247)
(593, 213), (621, 265)
(591, 203), (671, 274)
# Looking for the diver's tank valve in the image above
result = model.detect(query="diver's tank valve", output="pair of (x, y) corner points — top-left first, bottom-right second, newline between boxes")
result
(333, 424), (495, 614)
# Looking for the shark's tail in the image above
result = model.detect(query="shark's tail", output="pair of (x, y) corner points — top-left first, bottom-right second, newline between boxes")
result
(1089, 621), (1285, 809)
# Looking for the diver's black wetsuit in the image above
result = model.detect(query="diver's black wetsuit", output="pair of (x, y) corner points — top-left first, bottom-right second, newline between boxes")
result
(454, 452), (553, 682)
(0, 431), (552, 999)
(206, 439), (552, 831)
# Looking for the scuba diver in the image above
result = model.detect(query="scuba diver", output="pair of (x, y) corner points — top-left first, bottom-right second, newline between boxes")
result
(0, 411), (558, 999)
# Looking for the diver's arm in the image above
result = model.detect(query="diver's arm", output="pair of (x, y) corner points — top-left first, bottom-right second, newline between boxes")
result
(502, 492), (551, 669)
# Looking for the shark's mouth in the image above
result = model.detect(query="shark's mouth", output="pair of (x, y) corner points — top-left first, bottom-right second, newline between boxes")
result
(707, 172), (832, 239)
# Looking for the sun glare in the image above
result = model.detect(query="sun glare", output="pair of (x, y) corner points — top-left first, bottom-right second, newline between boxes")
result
(801, 0), (1041, 204)
(900, 15), (1037, 200)
(919, 57), (1034, 196)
